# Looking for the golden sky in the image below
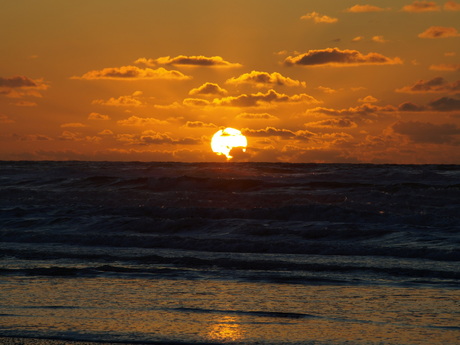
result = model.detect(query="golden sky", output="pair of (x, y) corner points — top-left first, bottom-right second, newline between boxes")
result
(1, 0), (459, 163)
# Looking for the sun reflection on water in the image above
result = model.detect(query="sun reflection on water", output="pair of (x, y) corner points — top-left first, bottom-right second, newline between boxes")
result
(208, 316), (243, 342)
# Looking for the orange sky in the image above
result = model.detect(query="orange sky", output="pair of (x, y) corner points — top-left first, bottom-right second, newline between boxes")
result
(1, 0), (459, 163)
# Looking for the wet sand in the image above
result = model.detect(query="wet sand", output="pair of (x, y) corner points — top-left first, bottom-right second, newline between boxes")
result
(0, 338), (205, 345)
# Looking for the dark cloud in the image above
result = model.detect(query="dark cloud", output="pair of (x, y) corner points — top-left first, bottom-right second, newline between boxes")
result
(226, 71), (306, 88)
(398, 102), (427, 111)
(392, 120), (460, 144)
(396, 77), (460, 93)
(0, 76), (38, 88)
(284, 48), (402, 67)
(141, 55), (242, 68)
(189, 83), (228, 96)
(428, 97), (460, 111)
(0, 75), (49, 98)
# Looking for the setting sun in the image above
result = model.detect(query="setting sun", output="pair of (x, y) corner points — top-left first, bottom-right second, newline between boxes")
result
(211, 128), (247, 160)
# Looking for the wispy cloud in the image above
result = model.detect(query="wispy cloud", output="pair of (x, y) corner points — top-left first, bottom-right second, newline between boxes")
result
(284, 48), (402, 67)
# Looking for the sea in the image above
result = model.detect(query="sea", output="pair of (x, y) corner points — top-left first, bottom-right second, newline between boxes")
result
(0, 161), (459, 345)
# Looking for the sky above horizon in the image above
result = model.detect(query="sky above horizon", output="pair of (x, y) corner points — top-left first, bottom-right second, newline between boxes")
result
(1, 0), (460, 163)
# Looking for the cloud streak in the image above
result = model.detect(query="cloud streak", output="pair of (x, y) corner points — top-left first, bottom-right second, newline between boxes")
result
(73, 66), (190, 80)
(284, 48), (402, 67)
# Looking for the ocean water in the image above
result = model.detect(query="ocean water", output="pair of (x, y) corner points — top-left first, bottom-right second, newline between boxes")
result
(0, 161), (459, 345)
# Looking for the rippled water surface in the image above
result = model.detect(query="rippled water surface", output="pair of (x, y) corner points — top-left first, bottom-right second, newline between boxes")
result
(1, 161), (459, 344)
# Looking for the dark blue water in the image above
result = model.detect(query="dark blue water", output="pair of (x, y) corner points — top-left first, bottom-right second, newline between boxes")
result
(1, 161), (459, 344)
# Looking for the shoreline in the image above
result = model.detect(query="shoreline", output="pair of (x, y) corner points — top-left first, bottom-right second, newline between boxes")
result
(0, 337), (218, 345)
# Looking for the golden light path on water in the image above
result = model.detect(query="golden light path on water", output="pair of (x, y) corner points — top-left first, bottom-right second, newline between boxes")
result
(211, 127), (248, 160)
